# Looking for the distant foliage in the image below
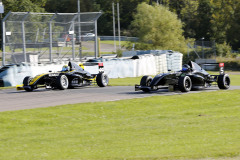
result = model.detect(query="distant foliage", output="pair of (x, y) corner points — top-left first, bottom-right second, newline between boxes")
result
(215, 42), (232, 57)
(3, 0), (46, 13)
(130, 3), (188, 53)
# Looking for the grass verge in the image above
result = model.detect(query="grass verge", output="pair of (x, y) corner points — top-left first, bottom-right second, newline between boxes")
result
(100, 40), (130, 46)
(109, 76), (142, 86)
(0, 86), (15, 90)
(0, 90), (240, 159)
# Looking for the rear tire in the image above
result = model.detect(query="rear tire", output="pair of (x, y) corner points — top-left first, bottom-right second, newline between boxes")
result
(217, 74), (230, 89)
(56, 75), (69, 90)
(178, 76), (192, 92)
(140, 75), (153, 92)
(23, 76), (33, 92)
(96, 73), (109, 87)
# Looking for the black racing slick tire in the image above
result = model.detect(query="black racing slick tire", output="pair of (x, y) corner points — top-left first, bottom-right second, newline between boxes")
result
(140, 75), (153, 92)
(178, 76), (192, 92)
(96, 73), (109, 87)
(56, 75), (69, 90)
(217, 74), (230, 89)
(23, 76), (34, 92)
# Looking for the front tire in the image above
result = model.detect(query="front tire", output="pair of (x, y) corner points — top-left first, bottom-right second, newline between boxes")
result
(217, 74), (230, 89)
(96, 73), (109, 87)
(178, 76), (192, 92)
(140, 75), (153, 92)
(23, 76), (33, 92)
(56, 75), (69, 90)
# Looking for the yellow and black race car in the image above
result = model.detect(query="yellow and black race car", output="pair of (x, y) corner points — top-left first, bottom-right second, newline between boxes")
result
(17, 61), (109, 92)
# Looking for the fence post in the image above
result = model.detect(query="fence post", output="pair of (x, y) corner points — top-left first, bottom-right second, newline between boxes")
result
(112, 2), (116, 52)
(117, 3), (121, 49)
(71, 21), (75, 60)
(22, 13), (30, 63)
(2, 11), (11, 66)
(201, 37), (204, 59)
(94, 20), (98, 58)
(49, 13), (56, 63)
(2, 17), (5, 66)
(213, 40), (216, 58)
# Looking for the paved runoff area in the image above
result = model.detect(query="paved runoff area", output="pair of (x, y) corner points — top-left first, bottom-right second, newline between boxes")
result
(1, 86), (240, 112)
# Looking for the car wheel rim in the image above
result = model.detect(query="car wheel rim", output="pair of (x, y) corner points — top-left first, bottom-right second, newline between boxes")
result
(224, 76), (230, 87)
(147, 80), (152, 86)
(185, 79), (191, 89)
(28, 78), (32, 84)
(102, 75), (108, 85)
(61, 76), (68, 88)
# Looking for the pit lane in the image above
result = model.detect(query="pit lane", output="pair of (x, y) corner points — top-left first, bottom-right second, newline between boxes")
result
(1, 86), (240, 112)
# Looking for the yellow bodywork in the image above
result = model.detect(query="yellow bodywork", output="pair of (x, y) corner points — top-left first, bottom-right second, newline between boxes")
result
(16, 85), (24, 90)
(79, 63), (84, 70)
(16, 73), (48, 90)
(29, 73), (48, 85)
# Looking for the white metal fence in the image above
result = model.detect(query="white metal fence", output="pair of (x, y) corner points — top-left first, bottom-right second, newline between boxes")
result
(2, 11), (102, 65)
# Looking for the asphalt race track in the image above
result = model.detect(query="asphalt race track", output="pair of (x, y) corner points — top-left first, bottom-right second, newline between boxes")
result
(1, 86), (240, 112)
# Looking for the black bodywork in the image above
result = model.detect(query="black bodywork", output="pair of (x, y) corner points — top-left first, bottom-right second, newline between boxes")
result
(20, 61), (108, 91)
(135, 61), (230, 92)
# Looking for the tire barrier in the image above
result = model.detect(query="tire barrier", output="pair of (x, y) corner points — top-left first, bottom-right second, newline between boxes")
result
(123, 50), (182, 72)
(101, 54), (157, 78)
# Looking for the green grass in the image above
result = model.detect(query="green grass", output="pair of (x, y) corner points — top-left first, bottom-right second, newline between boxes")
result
(109, 76), (142, 86)
(0, 90), (240, 159)
(0, 86), (15, 90)
(229, 74), (240, 86)
(109, 72), (240, 86)
(100, 40), (128, 45)
(100, 40), (130, 46)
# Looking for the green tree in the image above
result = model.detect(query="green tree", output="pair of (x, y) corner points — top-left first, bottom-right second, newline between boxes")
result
(44, 0), (100, 13)
(208, 0), (240, 50)
(3, 0), (46, 14)
(210, 0), (233, 43)
(178, 0), (199, 38)
(225, 0), (240, 50)
(195, 0), (212, 40)
(96, 0), (149, 35)
(131, 3), (187, 53)
(168, 0), (185, 17)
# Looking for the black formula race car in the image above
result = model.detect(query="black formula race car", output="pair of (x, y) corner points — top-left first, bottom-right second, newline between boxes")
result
(17, 61), (109, 92)
(135, 61), (230, 92)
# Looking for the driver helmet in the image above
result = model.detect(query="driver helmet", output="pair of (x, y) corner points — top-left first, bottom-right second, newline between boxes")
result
(62, 65), (70, 72)
(182, 64), (190, 72)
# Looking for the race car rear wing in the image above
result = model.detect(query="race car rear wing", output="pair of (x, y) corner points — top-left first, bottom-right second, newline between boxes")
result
(82, 62), (105, 73)
(200, 63), (225, 75)
(98, 63), (104, 73)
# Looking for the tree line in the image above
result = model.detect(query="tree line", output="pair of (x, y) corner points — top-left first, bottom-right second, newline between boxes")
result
(2, 0), (240, 52)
